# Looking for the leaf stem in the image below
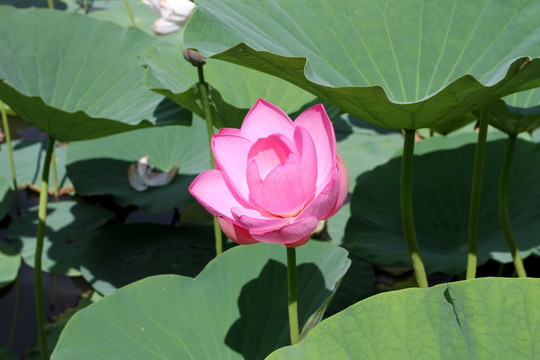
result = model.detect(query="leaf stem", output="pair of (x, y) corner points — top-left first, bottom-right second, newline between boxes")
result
(35, 138), (55, 360)
(401, 129), (428, 288)
(286, 246), (299, 345)
(1, 101), (21, 214)
(466, 105), (490, 280)
(51, 149), (59, 202)
(47, 0), (54, 10)
(123, 0), (137, 27)
(498, 135), (526, 277)
(197, 65), (223, 256)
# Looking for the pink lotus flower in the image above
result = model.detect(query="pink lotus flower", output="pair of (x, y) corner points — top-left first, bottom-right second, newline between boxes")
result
(189, 99), (349, 247)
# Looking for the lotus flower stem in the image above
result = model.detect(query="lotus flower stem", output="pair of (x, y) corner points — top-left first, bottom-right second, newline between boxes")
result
(466, 105), (490, 280)
(51, 149), (59, 202)
(47, 0), (54, 9)
(498, 135), (527, 277)
(0, 101), (20, 214)
(123, 0), (137, 27)
(197, 64), (223, 256)
(286, 246), (299, 344)
(35, 137), (55, 360)
(401, 129), (428, 288)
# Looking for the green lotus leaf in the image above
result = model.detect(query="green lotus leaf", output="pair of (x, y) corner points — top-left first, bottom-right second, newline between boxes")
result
(7, 201), (114, 276)
(343, 133), (540, 274)
(268, 277), (540, 359)
(0, 242), (21, 289)
(0, 7), (190, 141)
(489, 89), (540, 135)
(52, 241), (350, 359)
(140, 44), (316, 128)
(80, 223), (217, 295)
(333, 114), (403, 192)
(66, 118), (209, 213)
(184, 0), (540, 133)
(0, 140), (70, 189)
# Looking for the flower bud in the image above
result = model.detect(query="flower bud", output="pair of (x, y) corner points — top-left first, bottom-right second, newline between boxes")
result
(183, 49), (206, 66)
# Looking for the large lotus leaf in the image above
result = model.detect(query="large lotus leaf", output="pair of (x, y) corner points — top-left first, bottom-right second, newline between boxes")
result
(0, 176), (12, 219)
(141, 45), (316, 128)
(0, 241), (20, 289)
(489, 89), (540, 135)
(327, 115), (402, 244)
(66, 119), (209, 213)
(184, 0), (540, 133)
(334, 114), (402, 192)
(268, 277), (540, 359)
(343, 133), (540, 274)
(326, 251), (375, 315)
(81, 223), (217, 295)
(0, 140), (70, 189)
(52, 241), (350, 360)
(7, 201), (114, 276)
(0, 7), (190, 141)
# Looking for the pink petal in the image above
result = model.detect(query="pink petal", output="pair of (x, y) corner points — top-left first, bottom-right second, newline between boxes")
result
(216, 217), (258, 245)
(240, 99), (295, 142)
(218, 128), (242, 136)
(247, 135), (294, 179)
(212, 134), (252, 202)
(246, 160), (264, 207)
(249, 216), (318, 245)
(328, 154), (350, 218)
(294, 104), (337, 190)
(293, 126), (317, 203)
(231, 207), (290, 231)
(188, 169), (244, 219)
(298, 167), (340, 220)
(255, 154), (306, 217)
(285, 236), (311, 248)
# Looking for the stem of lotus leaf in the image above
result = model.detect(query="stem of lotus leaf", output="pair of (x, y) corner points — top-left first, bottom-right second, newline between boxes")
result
(466, 105), (490, 280)
(123, 0), (137, 27)
(286, 246), (299, 345)
(498, 135), (527, 277)
(51, 148), (59, 202)
(35, 137), (55, 360)
(47, 0), (54, 9)
(1, 101), (20, 214)
(400, 129), (428, 288)
(197, 64), (223, 256)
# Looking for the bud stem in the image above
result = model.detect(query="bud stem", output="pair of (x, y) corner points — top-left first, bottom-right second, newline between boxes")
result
(197, 64), (223, 257)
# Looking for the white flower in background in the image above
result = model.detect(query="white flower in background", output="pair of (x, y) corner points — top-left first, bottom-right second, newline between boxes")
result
(128, 156), (178, 191)
(142, 0), (196, 35)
